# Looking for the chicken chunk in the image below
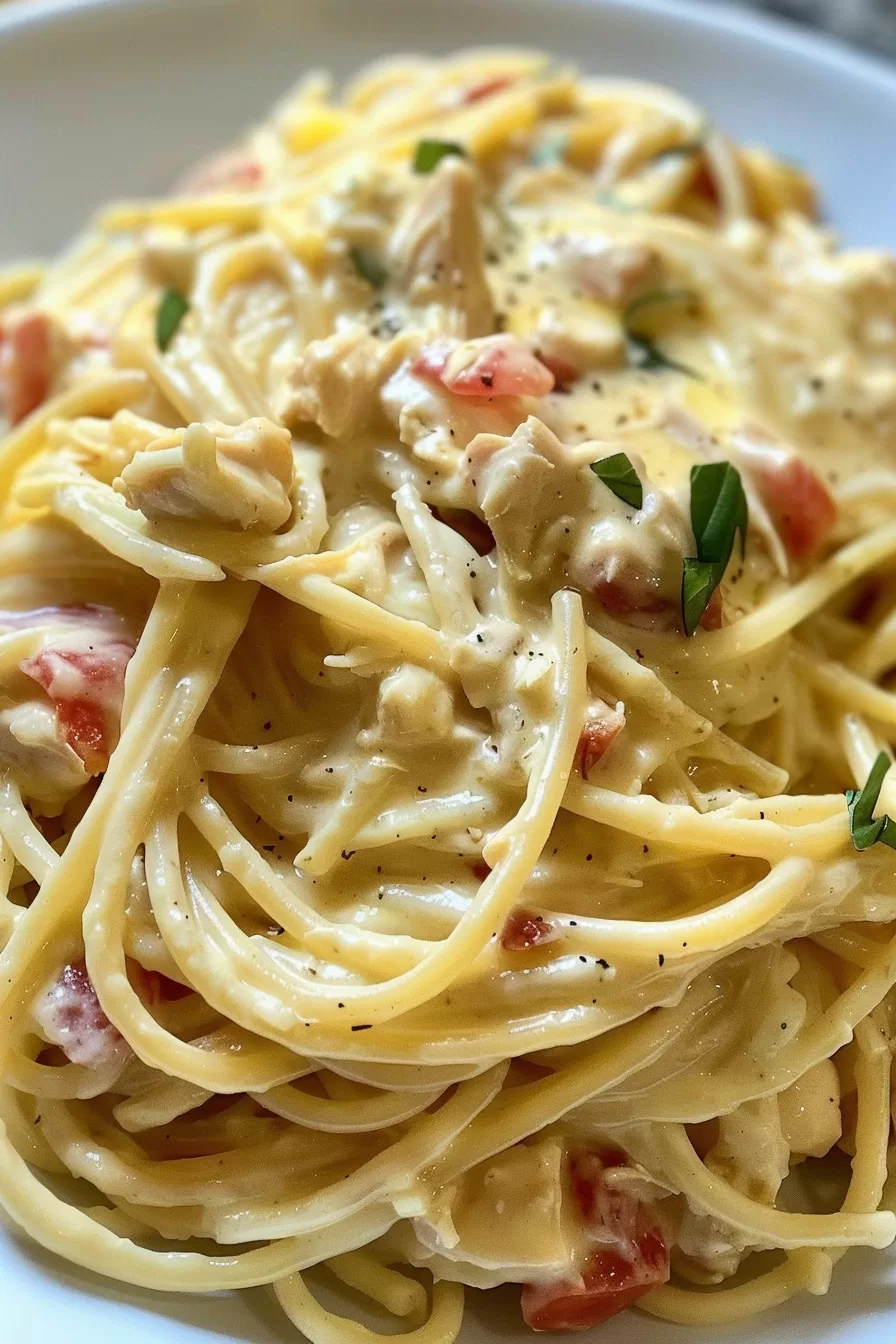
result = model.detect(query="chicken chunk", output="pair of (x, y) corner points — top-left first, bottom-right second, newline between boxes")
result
(362, 664), (454, 748)
(390, 157), (494, 337)
(0, 701), (90, 813)
(282, 325), (391, 436)
(531, 234), (660, 305)
(115, 417), (294, 530)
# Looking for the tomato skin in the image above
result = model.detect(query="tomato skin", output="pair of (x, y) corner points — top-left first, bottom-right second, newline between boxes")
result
(462, 75), (514, 104)
(574, 709), (624, 780)
(521, 1242), (666, 1331)
(500, 908), (558, 951)
(521, 1150), (670, 1333)
(413, 335), (555, 399)
(20, 625), (134, 773)
(0, 311), (53, 424)
(753, 454), (837, 562)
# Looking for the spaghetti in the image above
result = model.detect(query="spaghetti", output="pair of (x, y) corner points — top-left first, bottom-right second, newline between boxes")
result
(0, 47), (895, 1340)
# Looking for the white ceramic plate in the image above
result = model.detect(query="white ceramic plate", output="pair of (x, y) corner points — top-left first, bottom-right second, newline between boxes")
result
(1, 0), (895, 1339)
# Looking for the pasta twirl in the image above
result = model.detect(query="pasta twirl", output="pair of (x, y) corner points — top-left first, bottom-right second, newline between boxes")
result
(0, 47), (895, 1341)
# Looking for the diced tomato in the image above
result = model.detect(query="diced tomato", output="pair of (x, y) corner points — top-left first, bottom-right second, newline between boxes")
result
(749, 452), (837, 562)
(591, 574), (670, 621)
(462, 74), (514, 104)
(699, 585), (724, 631)
(430, 505), (496, 555)
(0, 310), (54, 424)
(691, 158), (719, 206)
(521, 1150), (669, 1332)
(413, 335), (555, 399)
(501, 907), (560, 951)
(471, 859), (491, 881)
(588, 572), (720, 634)
(20, 619), (135, 774)
(33, 960), (124, 1067)
(176, 147), (263, 196)
(535, 350), (580, 389)
(574, 707), (625, 780)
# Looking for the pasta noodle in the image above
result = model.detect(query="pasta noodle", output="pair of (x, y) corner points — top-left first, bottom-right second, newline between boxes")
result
(0, 46), (895, 1340)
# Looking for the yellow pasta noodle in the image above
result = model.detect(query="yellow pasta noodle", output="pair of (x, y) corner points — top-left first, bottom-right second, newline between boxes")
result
(0, 46), (894, 1344)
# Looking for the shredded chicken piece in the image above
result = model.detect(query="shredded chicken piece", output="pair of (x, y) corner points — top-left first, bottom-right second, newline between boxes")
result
(365, 664), (454, 747)
(141, 225), (199, 293)
(531, 234), (660, 305)
(115, 417), (294, 530)
(282, 325), (392, 436)
(390, 158), (494, 337)
(0, 702), (89, 812)
(778, 1058), (842, 1158)
(535, 304), (625, 376)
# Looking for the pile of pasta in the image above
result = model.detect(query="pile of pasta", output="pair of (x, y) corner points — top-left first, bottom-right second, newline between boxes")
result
(0, 47), (895, 1342)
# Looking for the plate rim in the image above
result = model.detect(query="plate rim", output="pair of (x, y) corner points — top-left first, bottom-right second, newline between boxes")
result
(0, 1), (895, 1341)
(2, 0), (896, 99)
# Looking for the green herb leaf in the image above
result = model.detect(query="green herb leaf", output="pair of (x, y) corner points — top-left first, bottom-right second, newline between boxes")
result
(681, 557), (723, 637)
(680, 461), (748, 636)
(156, 289), (189, 352)
(591, 452), (643, 510)
(626, 333), (698, 377)
(623, 289), (700, 379)
(689, 461), (748, 564)
(624, 288), (698, 325)
(846, 752), (896, 851)
(413, 139), (466, 174)
(530, 133), (568, 167)
(349, 246), (387, 289)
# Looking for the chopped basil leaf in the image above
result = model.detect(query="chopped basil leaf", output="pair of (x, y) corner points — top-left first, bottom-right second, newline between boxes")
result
(624, 288), (698, 324)
(591, 452), (643, 510)
(156, 289), (189, 352)
(626, 333), (698, 377)
(681, 558), (722, 637)
(413, 139), (466, 174)
(680, 461), (747, 636)
(846, 752), (896, 852)
(690, 461), (748, 564)
(349, 246), (387, 289)
(624, 289), (700, 379)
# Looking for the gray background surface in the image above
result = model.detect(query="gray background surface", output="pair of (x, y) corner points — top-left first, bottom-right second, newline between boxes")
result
(726, 0), (896, 55)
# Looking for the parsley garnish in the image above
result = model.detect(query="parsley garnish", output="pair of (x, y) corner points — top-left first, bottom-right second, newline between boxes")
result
(591, 453), (643, 510)
(349, 246), (387, 289)
(531, 133), (568, 167)
(413, 139), (466, 174)
(156, 289), (189, 352)
(846, 752), (896, 851)
(624, 289), (699, 378)
(681, 461), (748, 636)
